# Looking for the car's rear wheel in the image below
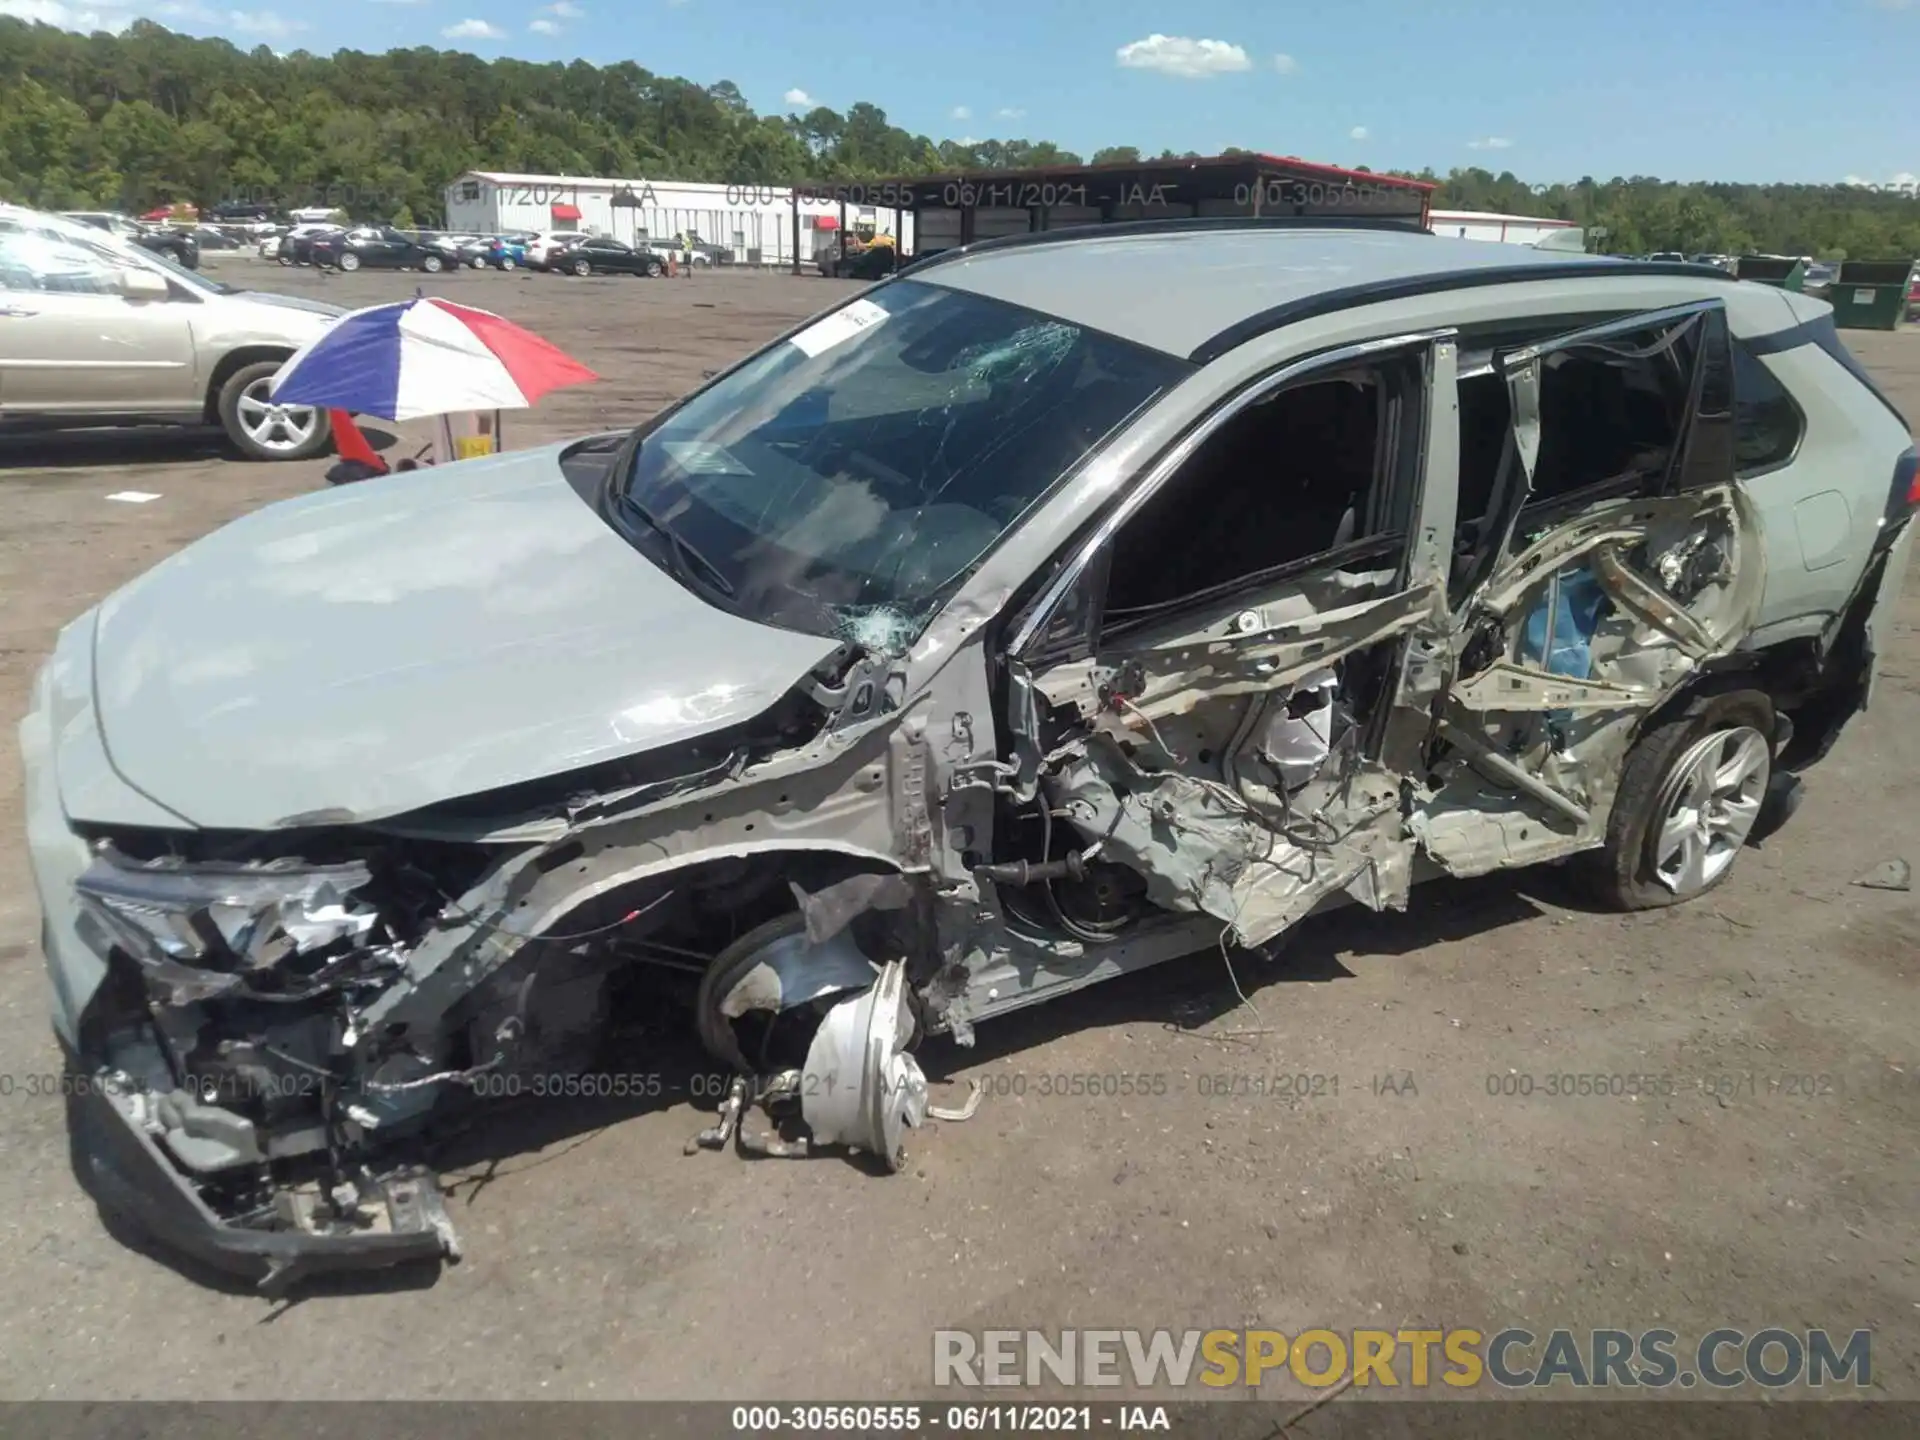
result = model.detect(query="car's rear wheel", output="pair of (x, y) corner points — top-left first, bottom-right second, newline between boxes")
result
(1579, 689), (1775, 910)
(571, 256), (592, 277)
(471, 256), (487, 270)
(421, 253), (445, 273)
(338, 251), (361, 272)
(645, 258), (664, 278)
(277, 252), (293, 266)
(498, 256), (516, 271)
(219, 362), (331, 462)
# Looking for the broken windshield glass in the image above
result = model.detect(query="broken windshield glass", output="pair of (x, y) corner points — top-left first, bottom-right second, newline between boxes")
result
(612, 280), (1191, 644)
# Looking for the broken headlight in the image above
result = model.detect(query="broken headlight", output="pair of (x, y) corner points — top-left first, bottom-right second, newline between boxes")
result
(74, 848), (384, 997)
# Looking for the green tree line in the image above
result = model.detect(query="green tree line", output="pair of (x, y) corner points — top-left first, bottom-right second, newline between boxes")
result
(3, 17), (1917, 259)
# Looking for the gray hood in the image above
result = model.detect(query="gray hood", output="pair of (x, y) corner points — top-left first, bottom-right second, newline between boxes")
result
(234, 289), (349, 318)
(83, 445), (840, 831)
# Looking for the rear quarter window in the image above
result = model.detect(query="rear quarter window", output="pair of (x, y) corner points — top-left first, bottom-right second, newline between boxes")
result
(1731, 342), (1803, 473)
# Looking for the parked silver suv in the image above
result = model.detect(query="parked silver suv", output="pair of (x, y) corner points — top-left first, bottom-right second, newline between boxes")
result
(0, 204), (341, 460)
(20, 219), (1915, 1286)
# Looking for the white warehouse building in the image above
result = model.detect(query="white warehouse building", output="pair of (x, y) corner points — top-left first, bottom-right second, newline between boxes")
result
(442, 171), (913, 266)
(1429, 209), (1585, 249)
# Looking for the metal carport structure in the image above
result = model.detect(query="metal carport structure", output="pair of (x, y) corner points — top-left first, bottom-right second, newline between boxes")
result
(790, 152), (1437, 275)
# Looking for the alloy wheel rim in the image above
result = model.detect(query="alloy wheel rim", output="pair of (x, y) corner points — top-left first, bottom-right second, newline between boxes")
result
(1651, 726), (1769, 895)
(235, 378), (319, 453)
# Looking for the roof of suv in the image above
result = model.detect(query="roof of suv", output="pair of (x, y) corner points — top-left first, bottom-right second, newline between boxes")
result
(915, 225), (1730, 361)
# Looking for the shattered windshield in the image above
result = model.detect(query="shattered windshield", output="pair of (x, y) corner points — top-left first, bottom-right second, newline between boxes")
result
(615, 279), (1190, 642)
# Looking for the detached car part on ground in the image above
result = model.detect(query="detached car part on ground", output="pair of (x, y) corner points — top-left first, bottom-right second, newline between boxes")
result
(21, 223), (1917, 1289)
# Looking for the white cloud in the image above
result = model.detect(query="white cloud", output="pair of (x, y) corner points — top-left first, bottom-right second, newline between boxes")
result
(227, 8), (303, 37)
(0, 0), (134, 28)
(1842, 170), (1918, 192)
(367, 0), (428, 5)
(1115, 34), (1252, 79)
(996, 106), (1024, 120)
(529, 16), (557, 31)
(951, 105), (971, 120)
(1272, 53), (1298, 75)
(442, 17), (504, 37)
(955, 136), (980, 147)
(548, 0), (582, 12)
(0, 0), (305, 34)
(783, 87), (813, 106)
(1467, 136), (1513, 150)
(1350, 125), (1369, 141)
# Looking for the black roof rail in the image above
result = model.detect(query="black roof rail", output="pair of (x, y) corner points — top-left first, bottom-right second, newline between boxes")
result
(894, 213), (1436, 279)
(1190, 260), (1738, 364)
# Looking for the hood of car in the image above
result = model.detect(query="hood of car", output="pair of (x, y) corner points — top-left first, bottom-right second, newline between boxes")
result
(80, 445), (842, 831)
(231, 289), (347, 319)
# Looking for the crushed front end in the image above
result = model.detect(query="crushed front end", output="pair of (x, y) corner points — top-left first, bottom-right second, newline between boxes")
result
(51, 832), (480, 1288)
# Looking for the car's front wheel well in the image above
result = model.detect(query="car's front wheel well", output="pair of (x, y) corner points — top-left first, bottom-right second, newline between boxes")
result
(464, 848), (919, 1072)
(202, 346), (294, 424)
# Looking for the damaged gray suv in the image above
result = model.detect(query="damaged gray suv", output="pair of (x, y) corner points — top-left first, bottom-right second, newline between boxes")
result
(20, 218), (1917, 1286)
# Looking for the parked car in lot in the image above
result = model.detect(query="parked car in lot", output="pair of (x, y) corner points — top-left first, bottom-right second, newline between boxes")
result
(18, 219), (1916, 1285)
(0, 203), (341, 461)
(480, 233), (532, 270)
(410, 233), (469, 272)
(521, 231), (583, 271)
(61, 212), (200, 269)
(549, 233), (667, 276)
(682, 231), (732, 265)
(277, 224), (344, 266)
(206, 201), (278, 224)
(312, 226), (443, 272)
(450, 236), (497, 268)
(188, 225), (240, 252)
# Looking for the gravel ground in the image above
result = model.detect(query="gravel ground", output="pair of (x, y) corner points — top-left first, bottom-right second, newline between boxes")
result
(0, 258), (1914, 1405)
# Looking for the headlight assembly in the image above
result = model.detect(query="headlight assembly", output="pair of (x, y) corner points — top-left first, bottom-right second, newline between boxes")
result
(74, 848), (381, 982)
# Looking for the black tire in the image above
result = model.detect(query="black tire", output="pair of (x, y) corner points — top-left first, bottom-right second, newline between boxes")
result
(695, 912), (810, 1072)
(277, 252), (293, 267)
(571, 256), (592, 277)
(645, 258), (664, 278)
(421, 252), (445, 273)
(338, 251), (361, 272)
(1577, 688), (1776, 911)
(216, 360), (332, 462)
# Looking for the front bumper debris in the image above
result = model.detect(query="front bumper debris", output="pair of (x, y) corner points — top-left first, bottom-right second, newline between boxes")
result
(69, 1064), (458, 1292)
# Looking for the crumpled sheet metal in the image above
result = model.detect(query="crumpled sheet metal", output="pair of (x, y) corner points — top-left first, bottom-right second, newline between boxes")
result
(1053, 747), (1262, 918)
(1101, 586), (1436, 722)
(789, 872), (916, 947)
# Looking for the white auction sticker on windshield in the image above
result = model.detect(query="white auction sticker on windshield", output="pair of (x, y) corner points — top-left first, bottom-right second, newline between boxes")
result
(789, 297), (889, 358)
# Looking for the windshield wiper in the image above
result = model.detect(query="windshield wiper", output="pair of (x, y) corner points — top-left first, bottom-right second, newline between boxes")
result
(614, 492), (736, 598)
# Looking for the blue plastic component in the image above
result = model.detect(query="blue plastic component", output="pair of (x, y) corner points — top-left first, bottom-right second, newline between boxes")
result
(1521, 568), (1609, 680)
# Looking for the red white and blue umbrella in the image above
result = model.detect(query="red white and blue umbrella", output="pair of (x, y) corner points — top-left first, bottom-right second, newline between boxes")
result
(269, 296), (598, 421)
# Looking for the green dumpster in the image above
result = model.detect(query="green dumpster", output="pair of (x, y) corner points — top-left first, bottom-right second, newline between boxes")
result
(1735, 255), (1805, 291)
(1829, 260), (1917, 331)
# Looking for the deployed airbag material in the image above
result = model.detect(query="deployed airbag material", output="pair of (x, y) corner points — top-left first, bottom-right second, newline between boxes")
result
(1521, 568), (1610, 681)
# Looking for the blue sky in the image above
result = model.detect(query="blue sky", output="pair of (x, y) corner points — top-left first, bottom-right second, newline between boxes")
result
(7, 0), (1918, 185)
